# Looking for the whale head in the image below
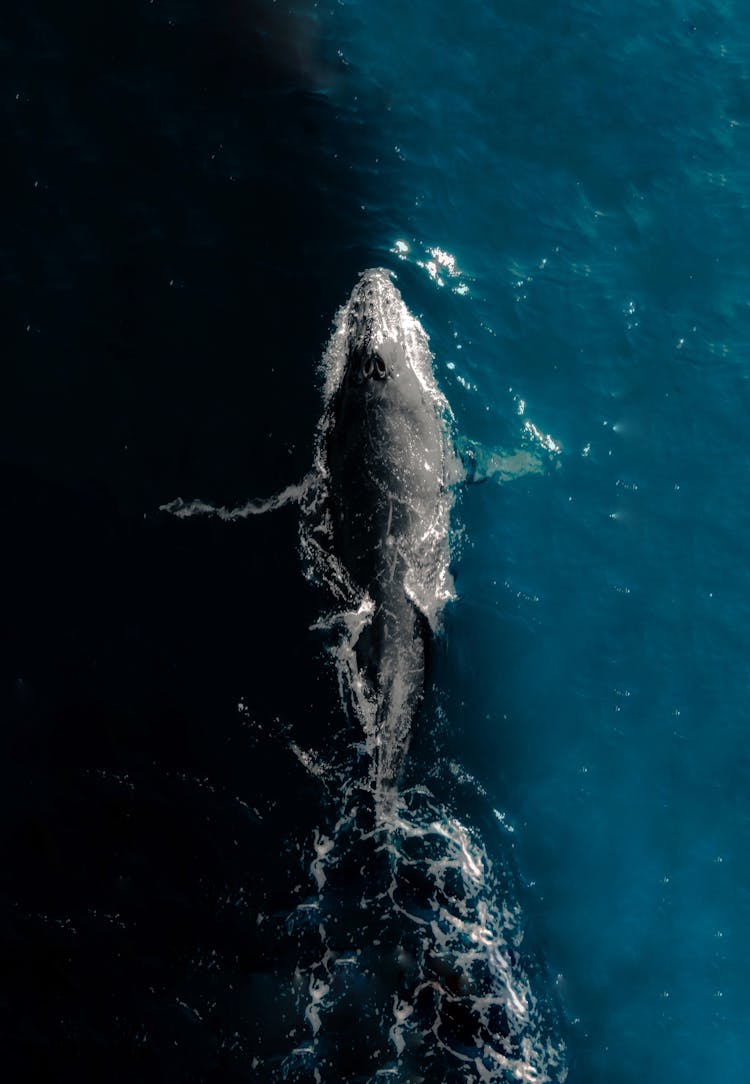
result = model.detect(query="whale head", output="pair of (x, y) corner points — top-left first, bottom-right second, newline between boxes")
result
(325, 267), (450, 463)
(343, 268), (412, 392)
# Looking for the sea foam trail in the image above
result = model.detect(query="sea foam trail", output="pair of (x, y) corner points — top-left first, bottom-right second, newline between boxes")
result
(279, 780), (568, 1083)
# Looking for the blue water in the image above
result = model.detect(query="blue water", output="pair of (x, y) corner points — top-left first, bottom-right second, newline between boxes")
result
(5, 0), (750, 1080)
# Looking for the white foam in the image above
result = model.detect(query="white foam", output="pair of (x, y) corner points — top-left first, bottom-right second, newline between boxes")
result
(291, 786), (567, 1082)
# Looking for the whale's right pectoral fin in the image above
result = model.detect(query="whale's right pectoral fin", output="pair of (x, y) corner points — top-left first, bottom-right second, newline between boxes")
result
(159, 476), (313, 522)
(457, 436), (558, 485)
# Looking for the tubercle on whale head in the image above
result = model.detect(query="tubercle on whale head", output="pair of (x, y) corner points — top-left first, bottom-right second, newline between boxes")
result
(348, 267), (399, 314)
(344, 268), (405, 388)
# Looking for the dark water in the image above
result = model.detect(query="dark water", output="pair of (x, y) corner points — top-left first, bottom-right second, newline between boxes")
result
(5, 1), (750, 1081)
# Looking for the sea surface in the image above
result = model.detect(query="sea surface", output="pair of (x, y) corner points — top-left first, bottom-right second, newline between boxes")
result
(4, 1), (750, 1081)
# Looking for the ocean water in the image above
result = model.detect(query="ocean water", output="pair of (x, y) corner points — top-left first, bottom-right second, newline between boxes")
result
(5, 1), (750, 1081)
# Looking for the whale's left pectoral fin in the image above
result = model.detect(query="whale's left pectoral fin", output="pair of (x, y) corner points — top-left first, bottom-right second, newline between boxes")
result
(456, 435), (561, 485)
(159, 476), (313, 521)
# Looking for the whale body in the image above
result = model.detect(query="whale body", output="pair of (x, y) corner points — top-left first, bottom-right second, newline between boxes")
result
(304, 268), (459, 800)
(160, 268), (458, 796)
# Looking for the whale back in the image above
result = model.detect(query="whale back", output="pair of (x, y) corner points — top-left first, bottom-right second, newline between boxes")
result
(298, 270), (459, 791)
(316, 269), (458, 630)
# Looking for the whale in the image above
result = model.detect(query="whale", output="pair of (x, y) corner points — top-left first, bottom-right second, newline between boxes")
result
(160, 269), (567, 1082)
(160, 268), (555, 803)
(308, 268), (459, 800)
(164, 268), (459, 800)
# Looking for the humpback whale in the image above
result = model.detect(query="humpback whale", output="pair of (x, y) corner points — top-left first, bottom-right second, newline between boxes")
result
(164, 268), (459, 800)
(161, 269), (567, 1082)
(308, 268), (459, 800)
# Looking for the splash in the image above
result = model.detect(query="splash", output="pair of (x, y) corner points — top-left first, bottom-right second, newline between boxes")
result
(390, 238), (472, 296)
(281, 783), (568, 1083)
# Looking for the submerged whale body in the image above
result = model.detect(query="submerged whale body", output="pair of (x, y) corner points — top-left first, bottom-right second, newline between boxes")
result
(311, 268), (458, 797)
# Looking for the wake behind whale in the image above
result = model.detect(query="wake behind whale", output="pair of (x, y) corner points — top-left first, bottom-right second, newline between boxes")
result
(162, 270), (567, 1081)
